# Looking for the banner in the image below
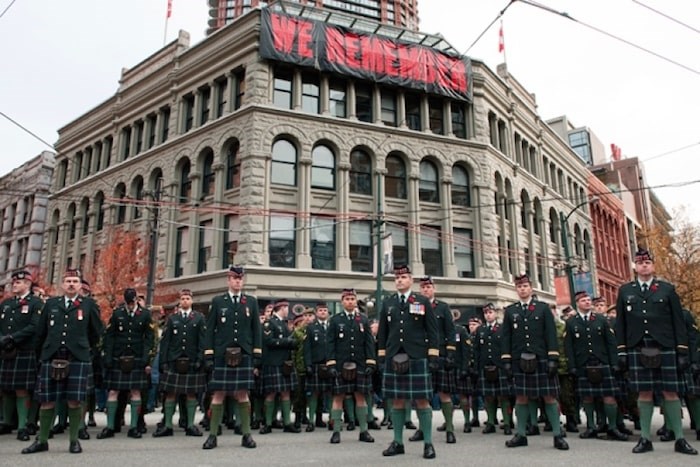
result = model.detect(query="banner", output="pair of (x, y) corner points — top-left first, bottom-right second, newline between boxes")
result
(373, 233), (393, 277)
(260, 9), (472, 102)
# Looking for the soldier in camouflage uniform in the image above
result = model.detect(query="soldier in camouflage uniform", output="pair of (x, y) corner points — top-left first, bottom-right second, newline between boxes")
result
(555, 305), (578, 433)
(304, 302), (332, 431)
(291, 307), (313, 428)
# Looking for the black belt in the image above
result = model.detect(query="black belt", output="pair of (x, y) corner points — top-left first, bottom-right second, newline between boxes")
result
(54, 347), (73, 360)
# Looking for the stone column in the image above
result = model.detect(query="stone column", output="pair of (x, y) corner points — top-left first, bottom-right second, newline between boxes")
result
(239, 149), (268, 267)
(525, 206), (538, 289)
(293, 69), (302, 111)
(320, 75), (330, 115)
(441, 175), (456, 277)
(337, 162), (351, 270)
(347, 81), (357, 120)
(186, 172), (202, 275)
(209, 162), (226, 271)
(408, 171), (423, 276)
(297, 154), (312, 269)
(163, 182), (178, 277)
(397, 92), (407, 128)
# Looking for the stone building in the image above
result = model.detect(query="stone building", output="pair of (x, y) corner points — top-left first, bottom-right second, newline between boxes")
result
(42, 4), (592, 315)
(0, 151), (55, 292)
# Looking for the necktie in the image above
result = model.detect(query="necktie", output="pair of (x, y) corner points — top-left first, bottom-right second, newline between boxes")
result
(233, 295), (238, 303)
(400, 295), (406, 305)
(641, 283), (648, 293)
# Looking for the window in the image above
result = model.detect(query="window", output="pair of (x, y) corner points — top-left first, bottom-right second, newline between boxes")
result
(451, 165), (470, 207)
(84, 148), (93, 177)
(380, 89), (397, 126)
(271, 139), (296, 186)
(215, 78), (227, 118)
(454, 228), (474, 278)
(385, 155), (407, 199)
(223, 215), (239, 268)
(200, 86), (211, 125)
(160, 107), (170, 142)
(120, 127), (131, 159)
(419, 160), (439, 202)
(311, 145), (335, 190)
(73, 152), (83, 183)
(269, 216), (295, 268)
(183, 94), (195, 132)
(134, 120), (144, 154)
(549, 208), (558, 243)
(116, 184), (127, 224)
(329, 80), (346, 118)
(95, 192), (105, 231)
(273, 69), (293, 109)
(225, 141), (240, 190)
(81, 200), (90, 236)
(58, 160), (68, 188)
(146, 114), (157, 148)
(350, 221), (372, 272)
(234, 69), (246, 110)
(568, 130), (592, 164)
(179, 160), (191, 203)
(355, 83), (373, 123)
(428, 98), (443, 134)
(301, 74), (320, 114)
(197, 220), (213, 273)
(67, 204), (77, 240)
(201, 150), (215, 197)
(421, 226), (442, 276)
(311, 217), (335, 270)
(387, 223), (408, 267)
(451, 102), (467, 139)
(405, 92), (421, 130)
(349, 149), (372, 195)
(132, 177), (144, 219)
(175, 227), (188, 277)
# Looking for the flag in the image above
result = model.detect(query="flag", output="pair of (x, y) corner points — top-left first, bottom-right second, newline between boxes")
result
(498, 21), (505, 53)
(373, 233), (393, 277)
(166, 0), (173, 19)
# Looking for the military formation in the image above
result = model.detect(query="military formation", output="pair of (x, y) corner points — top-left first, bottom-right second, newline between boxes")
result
(0, 250), (699, 459)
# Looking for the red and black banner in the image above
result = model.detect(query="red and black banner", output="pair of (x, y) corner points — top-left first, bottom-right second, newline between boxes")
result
(260, 9), (472, 102)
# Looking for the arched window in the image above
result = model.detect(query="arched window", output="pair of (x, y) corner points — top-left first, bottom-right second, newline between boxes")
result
(95, 192), (105, 231)
(311, 145), (335, 190)
(385, 154), (407, 199)
(179, 160), (191, 203)
(549, 208), (558, 243)
(201, 149), (215, 197)
(115, 183), (127, 224)
(349, 149), (372, 195)
(67, 203), (77, 240)
(80, 198), (90, 236)
(131, 176), (144, 219)
(271, 139), (296, 186)
(451, 165), (470, 207)
(419, 160), (439, 202)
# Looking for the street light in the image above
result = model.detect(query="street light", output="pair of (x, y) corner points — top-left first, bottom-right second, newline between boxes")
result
(560, 196), (598, 309)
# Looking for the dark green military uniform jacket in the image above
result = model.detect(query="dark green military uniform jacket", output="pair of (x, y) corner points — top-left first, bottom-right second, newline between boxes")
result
(501, 299), (558, 362)
(614, 279), (688, 353)
(564, 313), (617, 371)
(474, 321), (505, 370)
(0, 293), (43, 350)
(36, 295), (103, 362)
(159, 310), (206, 365)
(683, 309), (698, 365)
(262, 314), (294, 366)
(326, 310), (376, 370)
(204, 292), (261, 359)
(377, 292), (438, 360)
(304, 320), (329, 366)
(103, 303), (155, 368)
(432, 299), (457, 357)
(455, 324), (474, 375)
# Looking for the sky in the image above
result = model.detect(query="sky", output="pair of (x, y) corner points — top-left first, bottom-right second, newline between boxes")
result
(1, 0), (698, 222)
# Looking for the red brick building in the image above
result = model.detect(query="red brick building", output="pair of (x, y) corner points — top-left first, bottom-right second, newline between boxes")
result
(589, 174), (631, 303)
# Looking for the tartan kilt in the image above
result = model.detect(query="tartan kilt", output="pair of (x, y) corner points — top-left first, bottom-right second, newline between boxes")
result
(512, 359), (559, 397)
(262, 364), (297, 394)
(382, 358), (432, 401)
(477, 368), (512, 397)
(575, 365), (617, 398)
(432, 361), (456, 394)
(104, 367), (149, 390)
(627, 347), (682, 393)
(160, 369), (207, 394)
(306, 363), (333, 393)
(36, 360), (91, 402)
(455, 374), (476, 396)
(332, 371), (372, 395)
(0, 350), (37, 390)
(684, 371), (700, 396)
(208, 354), (255, 392)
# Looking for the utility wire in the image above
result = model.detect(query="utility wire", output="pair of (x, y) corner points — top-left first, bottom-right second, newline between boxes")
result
(519, 0), (700, 75)
(632, 0), (700, 35)
(642, 141), (700, 163)
(0, 111), (55, 150)
(0, 0), (17, 20)
(463, 0), (517, 54)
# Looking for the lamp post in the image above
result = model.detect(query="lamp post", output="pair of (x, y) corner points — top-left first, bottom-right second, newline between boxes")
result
(559, 197), (597, 309)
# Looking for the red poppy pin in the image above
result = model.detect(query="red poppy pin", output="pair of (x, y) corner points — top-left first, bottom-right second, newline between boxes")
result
(407, 295), (415, 304)
(589, 314), (596, 322)
(527, 304), (535, 312)
(19, 298), (27, 306)
(73, 299), (81, 307)
(241, 295), (247, 305)
(650, 283), (658, 292)
(432, 301), (437, 308)
(135, 309), (141, 317)
(492, 325), (499, 333)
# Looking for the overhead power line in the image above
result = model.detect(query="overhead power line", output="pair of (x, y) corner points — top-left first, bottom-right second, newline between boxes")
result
(0, 0), (17, 20)
(632, 0), (700, 35)
(642, 141), (700, 163)
(0, 111), (55, 150)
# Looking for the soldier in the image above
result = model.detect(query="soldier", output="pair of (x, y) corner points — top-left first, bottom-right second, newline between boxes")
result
(378, 265), (439, 459)
(202, 266), (261, 450)
(453, 312), (478, 434)
(22, 268), (103, 455)
(304, 302), (332, 431)
(410, 276), (457, 444)
(681, 309), (700, 441)
(502, 274), (568, 450)
(615, 248), (697, 455)
(592, 297), (607, 316)
(474, 303), (512, 436)
(96, 288), (154, 440)
(564, 291), (627, 441)
(0, 270), (42, 440)
(291, 307), (311, 429)
(260, 299), (299, 434)
(326, 288), (376, 444)
(152, 289), (207, 438)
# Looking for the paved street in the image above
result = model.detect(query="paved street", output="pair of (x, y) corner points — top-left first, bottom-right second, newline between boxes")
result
(1, 408), (698, 466)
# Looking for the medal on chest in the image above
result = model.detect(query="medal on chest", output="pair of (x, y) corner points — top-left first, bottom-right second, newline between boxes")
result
(77, 309), (83, 320)
(21, 305), (29, 314)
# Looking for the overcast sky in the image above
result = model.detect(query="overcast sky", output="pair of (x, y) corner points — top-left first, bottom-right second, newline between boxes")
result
(1, 0), (698, 222)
